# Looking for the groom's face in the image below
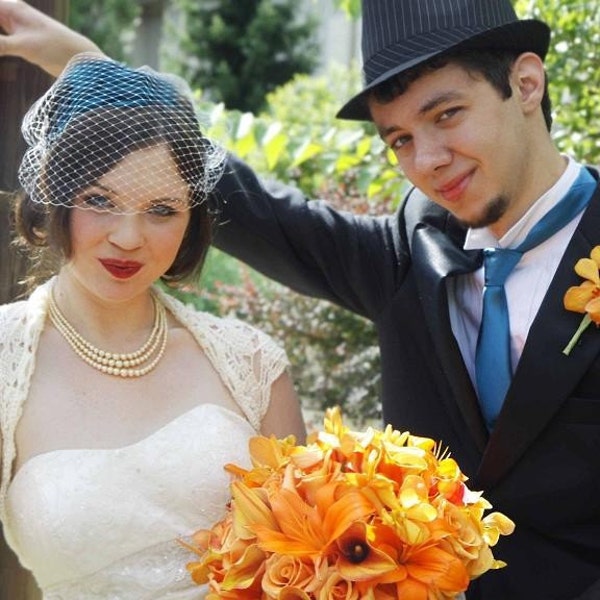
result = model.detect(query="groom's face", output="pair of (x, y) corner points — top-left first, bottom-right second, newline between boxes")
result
(369, 60), (539, 237)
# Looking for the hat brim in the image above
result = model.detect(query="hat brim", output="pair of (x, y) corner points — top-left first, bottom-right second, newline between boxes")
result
(336, 19), (551, 121)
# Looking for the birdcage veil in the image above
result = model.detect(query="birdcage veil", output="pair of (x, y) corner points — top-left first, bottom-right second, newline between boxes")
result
(18, 53), (226, 214)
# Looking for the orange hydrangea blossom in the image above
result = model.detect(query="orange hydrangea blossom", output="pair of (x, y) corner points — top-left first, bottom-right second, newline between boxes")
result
(184, 407), (514, 599)
(563, 245), (600, 355)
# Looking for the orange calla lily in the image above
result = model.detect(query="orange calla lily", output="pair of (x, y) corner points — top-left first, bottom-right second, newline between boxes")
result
(335, 522), (398, 582)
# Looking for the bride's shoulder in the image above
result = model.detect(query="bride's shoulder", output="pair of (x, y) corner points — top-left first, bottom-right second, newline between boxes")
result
(0, 280), (52, 333)
(158, 289), (283, 352)
(0, 299), (32, 344)
(0, 297), (28, 319)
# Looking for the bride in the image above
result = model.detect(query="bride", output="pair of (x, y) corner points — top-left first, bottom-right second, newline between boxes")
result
(0, 53), (306, 598)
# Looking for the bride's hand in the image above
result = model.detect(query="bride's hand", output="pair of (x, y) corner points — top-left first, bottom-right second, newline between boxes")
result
(0, 0), (102, 76)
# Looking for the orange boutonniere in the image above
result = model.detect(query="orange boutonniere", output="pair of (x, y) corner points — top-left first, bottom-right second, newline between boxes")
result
(563, 246), (600, 356)
(183, 407), (514, 600)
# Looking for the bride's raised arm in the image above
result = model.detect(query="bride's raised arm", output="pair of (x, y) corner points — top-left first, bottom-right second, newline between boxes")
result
(0, 0), (101, 76)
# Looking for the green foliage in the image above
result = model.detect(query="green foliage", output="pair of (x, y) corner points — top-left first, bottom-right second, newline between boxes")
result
(173, 0), (320, 114)
(67, 0), (140, 63)
(515, 0), (600, 164)
(199, 64), (408, 204)
(181, 270), (383, 426)
(330, 0), (362, 19)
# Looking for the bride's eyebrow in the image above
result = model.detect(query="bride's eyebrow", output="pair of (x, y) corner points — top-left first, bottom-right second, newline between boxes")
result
(81, 182), (115, 195)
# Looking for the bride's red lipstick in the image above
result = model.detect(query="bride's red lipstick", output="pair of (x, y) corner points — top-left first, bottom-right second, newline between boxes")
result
(99, 259), (143, 279)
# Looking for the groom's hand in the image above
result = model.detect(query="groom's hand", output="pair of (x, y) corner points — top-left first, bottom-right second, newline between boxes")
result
(0, 0), (102, 77)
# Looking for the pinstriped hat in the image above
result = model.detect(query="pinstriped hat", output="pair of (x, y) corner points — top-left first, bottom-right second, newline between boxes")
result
(337, 0), (550, 121)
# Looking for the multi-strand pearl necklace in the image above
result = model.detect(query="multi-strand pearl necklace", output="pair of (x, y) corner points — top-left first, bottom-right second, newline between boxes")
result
(48, 291), (168, 378)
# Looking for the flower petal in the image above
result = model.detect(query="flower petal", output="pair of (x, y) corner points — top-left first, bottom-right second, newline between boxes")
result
(231, 481), (279, 538)
(564, 281), (597, 312)
(574, 258), (600, 285)
(586, 296), (600, 324)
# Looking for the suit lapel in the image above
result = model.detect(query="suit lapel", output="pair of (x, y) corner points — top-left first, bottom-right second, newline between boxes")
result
(477, 185), (600, 489)
(411, 216), (488, 452)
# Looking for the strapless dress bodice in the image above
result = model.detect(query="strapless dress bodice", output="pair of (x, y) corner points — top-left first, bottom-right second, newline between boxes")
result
(3, 404), (255, 599)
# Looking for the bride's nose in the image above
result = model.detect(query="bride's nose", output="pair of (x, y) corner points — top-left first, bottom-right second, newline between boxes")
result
(107, 214), (145, 250)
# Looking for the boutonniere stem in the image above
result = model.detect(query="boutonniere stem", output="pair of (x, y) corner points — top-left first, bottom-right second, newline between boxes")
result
(563, 314), (593, 356)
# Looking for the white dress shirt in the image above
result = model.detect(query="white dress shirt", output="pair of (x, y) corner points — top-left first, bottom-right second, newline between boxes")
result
(447, 156), (585, 391)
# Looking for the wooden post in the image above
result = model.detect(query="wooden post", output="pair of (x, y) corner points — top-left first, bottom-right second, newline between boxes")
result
(0, 3), (67, 596)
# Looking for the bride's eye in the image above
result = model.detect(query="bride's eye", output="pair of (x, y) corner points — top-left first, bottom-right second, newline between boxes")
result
(147, 203), (178, 217)
(80, 194), (115, 211)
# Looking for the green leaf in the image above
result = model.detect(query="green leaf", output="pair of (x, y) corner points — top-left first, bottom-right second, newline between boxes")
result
(263, 132), (288, 170)
(292, 140), (324, 166)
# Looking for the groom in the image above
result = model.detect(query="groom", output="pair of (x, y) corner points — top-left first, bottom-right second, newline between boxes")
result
(214, 5), (600, 596)
(0, 0), (599, 598)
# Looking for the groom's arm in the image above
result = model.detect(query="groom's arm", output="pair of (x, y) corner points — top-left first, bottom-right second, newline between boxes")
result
(212, 153), (408, 320)
(0, 0), (101, 76)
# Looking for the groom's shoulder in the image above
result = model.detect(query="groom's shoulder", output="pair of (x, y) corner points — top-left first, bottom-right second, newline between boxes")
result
(400, 186), (455, 234)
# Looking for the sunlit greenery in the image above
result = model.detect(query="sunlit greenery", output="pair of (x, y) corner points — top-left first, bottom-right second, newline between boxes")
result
(68, 0), (139, 63)
(170, 0), (319, 113)
(515, 0), (600, 163)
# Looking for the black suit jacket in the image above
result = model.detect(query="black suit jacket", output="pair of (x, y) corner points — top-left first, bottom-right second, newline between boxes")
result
(211, 154), (600, 600)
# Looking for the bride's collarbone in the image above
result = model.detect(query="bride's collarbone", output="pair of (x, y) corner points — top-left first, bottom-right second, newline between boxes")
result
(17, 329), (242, 467)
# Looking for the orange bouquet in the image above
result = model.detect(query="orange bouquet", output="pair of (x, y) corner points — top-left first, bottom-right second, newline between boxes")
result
(184, 408), (514, 599)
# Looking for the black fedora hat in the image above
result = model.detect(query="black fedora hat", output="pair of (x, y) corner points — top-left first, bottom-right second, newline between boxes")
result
(337, 0), (550, 121)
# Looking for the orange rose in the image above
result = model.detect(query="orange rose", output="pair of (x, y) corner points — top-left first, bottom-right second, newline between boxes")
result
(262, 554), (324, 599)
(318, 569), (361, 600)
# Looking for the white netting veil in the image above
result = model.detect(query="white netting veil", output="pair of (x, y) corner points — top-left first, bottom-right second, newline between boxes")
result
(18, 53), (226, 214)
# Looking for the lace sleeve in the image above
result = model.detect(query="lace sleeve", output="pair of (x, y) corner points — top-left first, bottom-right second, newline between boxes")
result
(0, 294), (47, 520)
(157, 291), (289, 432)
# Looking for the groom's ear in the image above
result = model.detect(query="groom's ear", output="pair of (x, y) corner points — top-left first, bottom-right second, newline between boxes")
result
(511, 52), (546, 116)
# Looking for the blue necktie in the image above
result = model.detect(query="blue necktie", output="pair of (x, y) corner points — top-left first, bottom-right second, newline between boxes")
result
(475, 167), (597, 430)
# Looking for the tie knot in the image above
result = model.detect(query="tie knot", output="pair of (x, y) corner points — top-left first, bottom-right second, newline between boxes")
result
(483, 248), (522, 286)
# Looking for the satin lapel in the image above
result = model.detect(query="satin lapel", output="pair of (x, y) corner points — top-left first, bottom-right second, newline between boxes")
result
(411, 220), (487, 451)
(477, 186), (600, 490)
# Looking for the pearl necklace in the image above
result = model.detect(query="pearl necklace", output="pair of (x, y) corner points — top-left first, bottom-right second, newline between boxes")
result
(48, 291), (168, 378)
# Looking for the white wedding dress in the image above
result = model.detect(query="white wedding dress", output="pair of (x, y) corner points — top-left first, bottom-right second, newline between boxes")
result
(4, 405), (255, 599)
(0, 283), (289, 599)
